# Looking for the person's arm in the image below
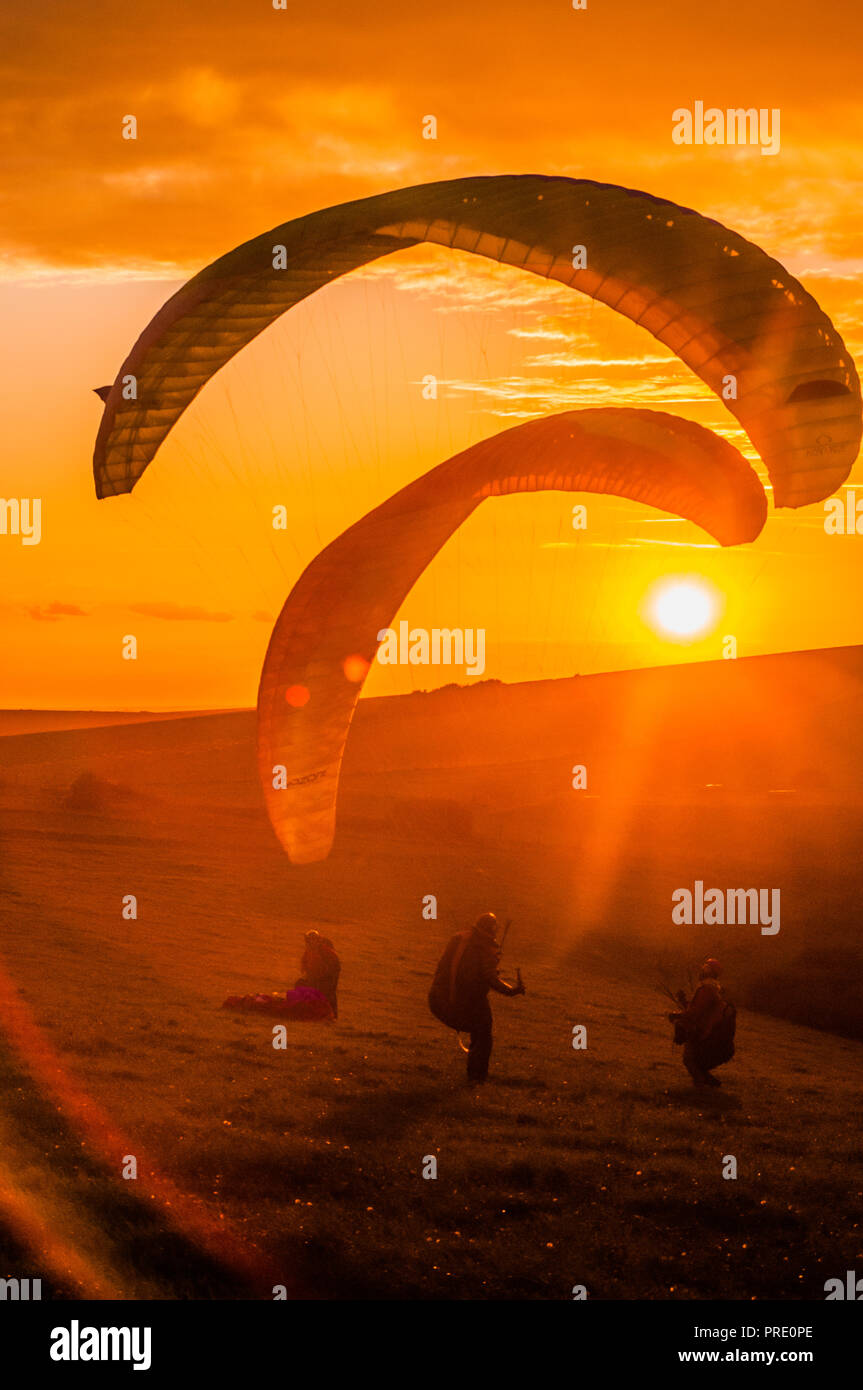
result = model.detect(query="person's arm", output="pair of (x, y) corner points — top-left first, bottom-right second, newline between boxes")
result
(475, 943), (525, 995)
(488, 962), (526, 996)
(489, 975), (520, 995)
(676, 984), (712, 1031)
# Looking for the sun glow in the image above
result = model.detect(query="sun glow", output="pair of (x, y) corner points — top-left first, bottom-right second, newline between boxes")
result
(645, 577), (721, 642)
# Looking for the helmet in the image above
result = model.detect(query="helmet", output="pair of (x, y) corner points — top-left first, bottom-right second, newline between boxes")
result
(701, 957), (721, 978)
(474, 912), (498, 938)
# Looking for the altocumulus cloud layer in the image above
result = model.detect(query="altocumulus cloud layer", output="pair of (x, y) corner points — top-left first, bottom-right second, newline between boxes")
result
(2, 0), (862, 287)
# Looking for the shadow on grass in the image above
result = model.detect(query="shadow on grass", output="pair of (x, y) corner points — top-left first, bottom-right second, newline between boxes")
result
(0, 1036), (260, 1298)
(0, 1214), (71, 1299)
(310, 1082), (459, 1143)
(664, 1085), (743, 1112)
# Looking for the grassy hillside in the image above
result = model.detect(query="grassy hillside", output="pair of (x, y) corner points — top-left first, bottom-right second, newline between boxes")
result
(1, 650), (862, 1298)
(1, 811), (860, 1299)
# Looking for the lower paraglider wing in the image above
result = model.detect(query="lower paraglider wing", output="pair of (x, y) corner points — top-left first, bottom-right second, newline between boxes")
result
(257, 406), (766, 864)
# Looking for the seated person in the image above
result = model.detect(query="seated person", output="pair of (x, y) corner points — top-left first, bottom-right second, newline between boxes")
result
(296, 929), (341, 1017)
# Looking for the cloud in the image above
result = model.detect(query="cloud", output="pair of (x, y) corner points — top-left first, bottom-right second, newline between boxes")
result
(626, 538), (720, 549)
(359, 246), (579, 313)
(2, 3), (863, 277)
(4, 1), (538, 275)
(527, 353), (678, 370)
(438, 366), (718, 417)
(509, 326), (580, 342)
(129, 602), (233, 622)
(28, 601), (87, 621)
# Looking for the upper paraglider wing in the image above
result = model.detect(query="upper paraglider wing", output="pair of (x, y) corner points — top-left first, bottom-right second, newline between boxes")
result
(257, 407), (766, 864)
(93, 175), (860, 508)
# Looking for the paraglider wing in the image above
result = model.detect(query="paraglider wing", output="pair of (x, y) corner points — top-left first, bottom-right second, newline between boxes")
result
(257, 407), (767, 863)
(93, 175), (861, 508)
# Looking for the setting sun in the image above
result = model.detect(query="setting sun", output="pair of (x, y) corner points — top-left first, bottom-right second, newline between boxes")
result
(645, 577), (721, 643)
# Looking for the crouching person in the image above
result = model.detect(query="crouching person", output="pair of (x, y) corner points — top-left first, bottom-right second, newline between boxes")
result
(669, 958), (736, 1089)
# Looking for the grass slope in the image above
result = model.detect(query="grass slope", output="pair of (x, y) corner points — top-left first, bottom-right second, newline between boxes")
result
(0, 795), (860, 1299)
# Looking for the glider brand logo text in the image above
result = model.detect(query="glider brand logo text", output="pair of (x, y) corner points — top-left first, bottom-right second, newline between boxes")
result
(376, 621), (486, 676)
(0, 497), (41, 546)
(50, 1321), (152, 1371)
(672, 881), (781, 935)
(672, 103), (781, 156)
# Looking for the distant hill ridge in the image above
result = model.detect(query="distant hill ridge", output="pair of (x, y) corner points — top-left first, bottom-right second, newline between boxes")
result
(350, 643), (863, 799)
(0, 709), (244, 737)
(2, 644), (862, 802)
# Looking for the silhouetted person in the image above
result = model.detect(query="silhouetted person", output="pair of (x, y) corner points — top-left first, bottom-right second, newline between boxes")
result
(429, 912), (525, 1083)
(296, 930), (341, 1018)
(669, 957), (735, 1088)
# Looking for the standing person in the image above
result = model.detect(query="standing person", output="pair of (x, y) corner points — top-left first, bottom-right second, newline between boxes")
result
(296, 930), (341, 1018)
(429, 912), (525, 1083)
(668, 957), (736, 1088)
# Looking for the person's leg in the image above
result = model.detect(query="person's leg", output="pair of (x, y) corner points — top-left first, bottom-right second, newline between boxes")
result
(692, 1040), (722, 1086)
(683, 1040), (711, 1086)
(467, 1001), (493, 1082)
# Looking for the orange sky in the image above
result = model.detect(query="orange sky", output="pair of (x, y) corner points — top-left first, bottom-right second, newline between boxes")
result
(1, 0), (862, 709)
